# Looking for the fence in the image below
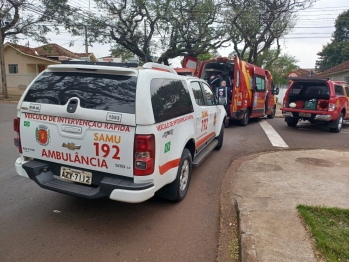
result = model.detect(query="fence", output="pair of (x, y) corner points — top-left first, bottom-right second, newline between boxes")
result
(3, 74), (38, 89)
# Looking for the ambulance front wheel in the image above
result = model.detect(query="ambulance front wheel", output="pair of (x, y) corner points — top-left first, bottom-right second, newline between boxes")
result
(215, 123), (224, 150)
(267, 106), (276, 119)
(239, 109), (250, 126)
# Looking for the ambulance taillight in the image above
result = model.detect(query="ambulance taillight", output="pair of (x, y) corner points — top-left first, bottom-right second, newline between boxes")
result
(134, 134), (155, 176)
(13, 118), (22, 153)
(237, 93), (243, 106)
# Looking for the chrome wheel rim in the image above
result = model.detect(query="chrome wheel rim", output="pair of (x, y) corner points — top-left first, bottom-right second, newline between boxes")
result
(338, 116), (343, 130)
(179, 160), (189, 192)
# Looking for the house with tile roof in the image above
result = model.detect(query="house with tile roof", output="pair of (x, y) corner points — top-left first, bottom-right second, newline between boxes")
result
(2, 43), (98, 88)
(287, 68), (315, 78)
(316, 60), (349, 83)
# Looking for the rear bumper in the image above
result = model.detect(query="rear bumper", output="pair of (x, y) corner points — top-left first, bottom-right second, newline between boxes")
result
(282, 111), (333, 121)
(231, 109), (245, 120)
(15, 157), (155, 203)
(314, 115), (332, 121)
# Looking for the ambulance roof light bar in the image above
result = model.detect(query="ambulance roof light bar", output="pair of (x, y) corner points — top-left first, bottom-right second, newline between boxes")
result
(142, 62), (178, 75)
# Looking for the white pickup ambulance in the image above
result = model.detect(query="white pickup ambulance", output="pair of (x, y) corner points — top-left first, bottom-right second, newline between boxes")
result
(13, 61), (226, 203)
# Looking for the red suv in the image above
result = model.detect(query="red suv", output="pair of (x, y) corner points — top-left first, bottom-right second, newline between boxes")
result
(281, 78), (349, 132)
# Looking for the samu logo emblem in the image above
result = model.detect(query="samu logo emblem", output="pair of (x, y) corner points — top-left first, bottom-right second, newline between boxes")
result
(36, 125), (50, 146)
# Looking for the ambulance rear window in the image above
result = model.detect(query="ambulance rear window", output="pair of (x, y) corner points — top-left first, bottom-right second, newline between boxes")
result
(24, 72), (137, 114)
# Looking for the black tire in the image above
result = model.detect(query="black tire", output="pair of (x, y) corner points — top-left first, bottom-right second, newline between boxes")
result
(267, 106), (276, 119)
(330, 113), (343, 133)
(287, 118), (298, 127)
(239, 109), (250, 126)
(155, 149), (192, 202)
(215, 123), (224, 150)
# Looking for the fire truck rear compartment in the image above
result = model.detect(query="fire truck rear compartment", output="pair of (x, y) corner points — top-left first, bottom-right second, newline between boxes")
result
(286, 82), (330, 111)
(200, 62), (234, 81)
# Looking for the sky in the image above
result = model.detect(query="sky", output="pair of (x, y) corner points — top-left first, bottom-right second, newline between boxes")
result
(218, 0), (348, 69)
(18, 0), (349, 70)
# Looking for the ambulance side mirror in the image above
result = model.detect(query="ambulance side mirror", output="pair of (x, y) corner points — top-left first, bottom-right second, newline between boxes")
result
(272, 87), (279, 95)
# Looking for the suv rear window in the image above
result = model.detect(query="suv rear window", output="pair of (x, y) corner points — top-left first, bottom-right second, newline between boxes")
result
(289, 82), (329, 96)
(24, 72), (137, 114)
(150, 79), (193, 123)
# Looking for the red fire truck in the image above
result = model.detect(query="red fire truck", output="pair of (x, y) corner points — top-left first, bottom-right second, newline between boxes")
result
(180, 55), (279, 126)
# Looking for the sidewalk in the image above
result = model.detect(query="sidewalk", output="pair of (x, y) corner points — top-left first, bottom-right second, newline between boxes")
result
(275, 102), (283, 118)
(232, 149), (349, 261)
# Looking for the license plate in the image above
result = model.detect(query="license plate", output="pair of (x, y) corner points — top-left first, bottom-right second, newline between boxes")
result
(60, 167), (92, 185)
(299, 113), (311, 117)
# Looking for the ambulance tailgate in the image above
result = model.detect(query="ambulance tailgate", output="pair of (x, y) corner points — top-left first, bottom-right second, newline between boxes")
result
(19, 70), (137, 178)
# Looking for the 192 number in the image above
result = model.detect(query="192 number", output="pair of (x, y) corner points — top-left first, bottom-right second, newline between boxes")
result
(93, 142), (120, 160)
(201, 118), (208, 132)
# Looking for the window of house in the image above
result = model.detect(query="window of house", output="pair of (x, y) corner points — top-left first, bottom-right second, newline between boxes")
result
(9, 64), (18, 74)
(344, 76), (349, 85)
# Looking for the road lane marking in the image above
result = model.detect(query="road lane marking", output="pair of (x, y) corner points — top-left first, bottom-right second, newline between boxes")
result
(259, 120), (289, 148)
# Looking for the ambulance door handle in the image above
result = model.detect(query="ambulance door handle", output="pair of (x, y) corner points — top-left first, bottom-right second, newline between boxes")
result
(62, 125), (82, 134)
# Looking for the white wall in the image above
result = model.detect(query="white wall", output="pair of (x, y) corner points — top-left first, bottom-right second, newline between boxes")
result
(276, 86), (288, 104)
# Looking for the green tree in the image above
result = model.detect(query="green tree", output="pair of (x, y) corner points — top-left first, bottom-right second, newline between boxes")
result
(82, 0), (230, 65)
(197, 53), (212, 62)
(264, 53), (299, 86)
(0, 0), (76, 98)
(224, 0), (316, 65)
(110, 44), (135, 62)
(316, 10), (349, 72)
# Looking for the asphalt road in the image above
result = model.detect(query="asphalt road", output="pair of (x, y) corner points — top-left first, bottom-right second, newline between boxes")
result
(1, 102), (348, 262)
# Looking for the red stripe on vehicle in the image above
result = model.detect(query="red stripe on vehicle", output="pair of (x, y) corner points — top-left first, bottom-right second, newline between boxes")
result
(196, 132), (216, 149)
(159, 158), (181, 175)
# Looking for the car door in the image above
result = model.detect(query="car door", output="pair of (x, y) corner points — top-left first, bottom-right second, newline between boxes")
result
(201, 82), (218, 146)
(189, 81), (206, 153)
(251, 74), (267, 117)
(344, 85), (349, 119)
(232, 55), (241, 114)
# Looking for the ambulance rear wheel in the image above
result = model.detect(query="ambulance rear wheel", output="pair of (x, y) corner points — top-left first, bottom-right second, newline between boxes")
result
(172, 149), (192, 202)
(239, 109), (250, 126)
(155, 149), (192, 202)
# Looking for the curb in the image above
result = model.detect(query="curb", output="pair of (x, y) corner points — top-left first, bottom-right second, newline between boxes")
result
(234, 199), (257, 262)
(0, 100), (18, 104)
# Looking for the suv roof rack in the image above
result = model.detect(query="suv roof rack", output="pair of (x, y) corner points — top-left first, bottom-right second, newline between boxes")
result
(61, 60), (138, 68)
(287, 77), (329, 82)
(142, 62), (178, 75)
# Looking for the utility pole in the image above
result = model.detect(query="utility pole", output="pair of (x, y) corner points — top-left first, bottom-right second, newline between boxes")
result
(144, 19), (147, 63)
(85, 25), (88, 58)
(0, 20), (8, 99)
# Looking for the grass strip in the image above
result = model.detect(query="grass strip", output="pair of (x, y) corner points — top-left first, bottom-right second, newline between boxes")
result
(297, 205), (349, 262)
